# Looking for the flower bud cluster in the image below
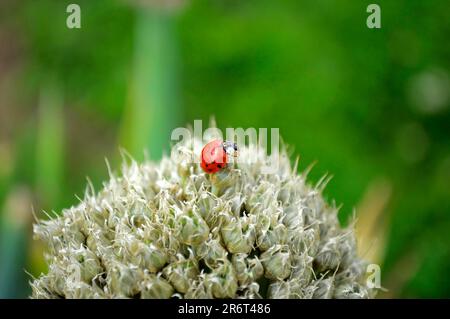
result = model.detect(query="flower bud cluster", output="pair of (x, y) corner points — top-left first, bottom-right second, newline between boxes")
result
(31, 131), (375, 299)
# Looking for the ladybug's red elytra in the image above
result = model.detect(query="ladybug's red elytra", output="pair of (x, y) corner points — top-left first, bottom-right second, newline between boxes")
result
(200, 140), (238, 174)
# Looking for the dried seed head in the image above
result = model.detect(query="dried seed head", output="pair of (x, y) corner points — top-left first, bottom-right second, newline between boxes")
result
(31, 126), (377, 299)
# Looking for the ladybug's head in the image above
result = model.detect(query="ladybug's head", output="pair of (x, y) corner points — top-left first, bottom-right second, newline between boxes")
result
(223, 141), (239, 157)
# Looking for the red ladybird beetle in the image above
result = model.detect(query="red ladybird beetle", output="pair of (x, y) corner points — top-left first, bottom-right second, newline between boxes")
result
(200, 140), (238, 174)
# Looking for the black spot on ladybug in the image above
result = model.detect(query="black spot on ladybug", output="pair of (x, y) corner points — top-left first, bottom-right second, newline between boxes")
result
(217, 164), (222, 169)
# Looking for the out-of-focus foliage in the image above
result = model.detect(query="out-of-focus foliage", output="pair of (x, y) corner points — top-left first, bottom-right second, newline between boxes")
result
(0, 0), (449, 298)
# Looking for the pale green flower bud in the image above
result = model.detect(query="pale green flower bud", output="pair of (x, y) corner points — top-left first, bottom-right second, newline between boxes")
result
(194, 237), (228, 268)
(232, 253), (263, 286)
(267, 281), (291, 299)
(220, 215), (255, 254)
(260, 245), (291, 280)
(197, 193), (216, 221)
(44, 265), (66, 297)
(31, 275), (60, 299)
(184, 274), (212, 299)
(282, 205), (304, 229)
(312, 277), (335, 299)
(178, 210), (209, 246)
(314, 236), (341, 273)
(109, 264), (143, 297)
(140, 275), (174, 299)
(290, 253), (314, 287)
(334, 282), (370, 299)
(238, 282), (262, 299)
(162, 258), (199, 293)
(257, 223), (287, 251)
(229, 194), (245, 216)
(128, 241), (168, 273)
(205, 260), (238, 298)
(82, 258), (102, 284)
(64, 282), (104, 299)
(86, 229), (112, 253)
(335, 259), (368, 285)
(299, 225), (321, 255)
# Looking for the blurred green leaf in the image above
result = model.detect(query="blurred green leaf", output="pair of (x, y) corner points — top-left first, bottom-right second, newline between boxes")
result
(120, 8), (181, 160)
(35, 77), (64, 209)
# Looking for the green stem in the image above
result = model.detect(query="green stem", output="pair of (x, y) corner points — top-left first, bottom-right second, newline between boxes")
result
(120, 8), (181, 160)
(36, 78), (64, 209)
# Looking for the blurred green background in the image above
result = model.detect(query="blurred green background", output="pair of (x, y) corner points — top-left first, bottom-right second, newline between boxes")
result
(0, 0), (449, 298)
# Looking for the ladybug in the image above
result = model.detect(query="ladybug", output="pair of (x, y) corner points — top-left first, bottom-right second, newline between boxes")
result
(200, 140), (238, 174)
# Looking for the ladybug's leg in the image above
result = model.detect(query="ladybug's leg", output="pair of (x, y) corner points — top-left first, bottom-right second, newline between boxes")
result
(210, 172), (218, 185)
